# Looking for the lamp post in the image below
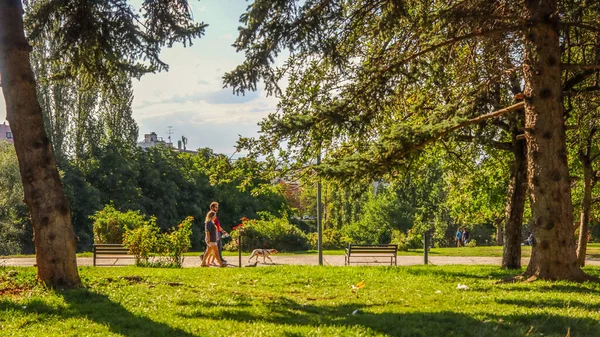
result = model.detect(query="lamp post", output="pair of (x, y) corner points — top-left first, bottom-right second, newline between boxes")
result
(238, 231), (242, 268)
(317, 152), (323, 266)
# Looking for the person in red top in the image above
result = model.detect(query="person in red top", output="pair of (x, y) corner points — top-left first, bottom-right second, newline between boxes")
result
(208, 201), (228, 265)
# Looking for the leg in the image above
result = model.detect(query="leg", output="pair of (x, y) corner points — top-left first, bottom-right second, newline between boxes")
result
(210, 245), (224, 266)
(200, 248), (211, 266)
(267, 255), (274, 264)
(218, 233), (225, 262)
(248, 252), (255, 263)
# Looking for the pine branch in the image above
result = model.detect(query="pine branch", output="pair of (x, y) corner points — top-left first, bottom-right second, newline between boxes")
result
(562, 64), (600, 71)
(455, 135), (513, 151)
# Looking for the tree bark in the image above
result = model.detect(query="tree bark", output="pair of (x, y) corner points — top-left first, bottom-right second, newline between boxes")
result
(576, 156), (592, 267)
(502, 133), (527, 269)
(522, 0), (589, 281)
(0, 0), (81, 288)
(495, 216), (504, 246)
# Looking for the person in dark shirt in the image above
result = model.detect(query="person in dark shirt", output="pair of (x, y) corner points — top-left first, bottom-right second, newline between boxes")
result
(200, 211), (225, 267)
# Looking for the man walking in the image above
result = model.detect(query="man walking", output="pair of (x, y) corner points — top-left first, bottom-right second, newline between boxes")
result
(210, 202), (228, 264)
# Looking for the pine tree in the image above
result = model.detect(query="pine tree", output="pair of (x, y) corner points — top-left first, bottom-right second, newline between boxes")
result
(225, 0), (600, 280)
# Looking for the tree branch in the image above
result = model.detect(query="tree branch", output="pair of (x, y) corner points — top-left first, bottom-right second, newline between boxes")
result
(562, 64), (600, 71)
(455, 135), (513, 151)
(563, 70), (598, 91)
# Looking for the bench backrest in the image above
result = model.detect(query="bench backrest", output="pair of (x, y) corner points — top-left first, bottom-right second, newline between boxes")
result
(348, 244), (398, 255)
(94, 243), (130, 255)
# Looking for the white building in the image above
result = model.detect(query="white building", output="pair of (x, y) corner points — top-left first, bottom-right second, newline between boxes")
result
(137, 132), (172, 149)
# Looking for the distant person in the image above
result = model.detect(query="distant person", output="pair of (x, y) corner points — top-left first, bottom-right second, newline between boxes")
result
(463, 229), (470, 245)
(456, 228), (463, 247)
(201, 211), (225, 267)
(525, 232), (533, 246)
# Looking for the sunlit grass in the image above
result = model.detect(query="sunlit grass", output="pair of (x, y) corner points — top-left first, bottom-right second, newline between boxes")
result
(1, 265), (600, 336)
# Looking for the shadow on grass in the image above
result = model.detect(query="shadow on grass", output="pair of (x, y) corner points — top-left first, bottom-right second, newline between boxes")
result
(497, 283), (600, 295)
(402, 266), (522, 280)
(177, 295), (600, 337)
(1, 289), (197, 337)
(497, 298), (600, 310)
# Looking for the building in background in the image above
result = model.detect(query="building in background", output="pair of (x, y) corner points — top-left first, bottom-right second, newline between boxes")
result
(0, 122), (14, 144)
(137, 132), (172, 149)
(137, 131), (196, 154)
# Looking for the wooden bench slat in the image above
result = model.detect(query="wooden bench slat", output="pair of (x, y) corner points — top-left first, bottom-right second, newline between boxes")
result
(93, 243), (133, 266)
(345, 244), (398, 266)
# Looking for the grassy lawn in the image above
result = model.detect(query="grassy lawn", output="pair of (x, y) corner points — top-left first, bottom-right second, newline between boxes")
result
(2, 265), (600, 336)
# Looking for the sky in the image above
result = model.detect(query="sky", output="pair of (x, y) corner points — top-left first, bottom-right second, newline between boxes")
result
(1, 0), (278, 156)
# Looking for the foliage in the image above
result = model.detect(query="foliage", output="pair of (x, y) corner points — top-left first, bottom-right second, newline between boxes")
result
(389, 230), (409, 252)
(160, 216), (194, 267)
(307, 228), (345, 250)
(226, 213), (310, 252)
(4, 266), (600, 336)
(120, 214), (194, 267)
(466, 240), (477, 248)
(0, 142), (31, 255)
(122, 221), (160, 265)
(90, 204), (147, 244)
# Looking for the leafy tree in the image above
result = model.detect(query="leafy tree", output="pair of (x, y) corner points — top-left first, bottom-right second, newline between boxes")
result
(0, 141), (31, 254)
(0, 0), (206, 287)
(225, 0), (600, 281)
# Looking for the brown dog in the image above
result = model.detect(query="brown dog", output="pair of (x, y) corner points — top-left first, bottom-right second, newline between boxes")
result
(248, 249), (278, 264)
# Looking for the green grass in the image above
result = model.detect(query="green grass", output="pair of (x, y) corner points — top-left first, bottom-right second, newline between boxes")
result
(2, 265), (600, 336)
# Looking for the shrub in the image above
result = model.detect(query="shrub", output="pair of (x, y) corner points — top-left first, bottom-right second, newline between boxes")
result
(390, 230), (409, 251)
(91, 204), (146, 244)
(307, 228), (345, 250)
(225, 214), (310, 252)
(340, 222), (392, 245)
(122, 216), (194, 267)
(402, 229), (424, 249)
(160, 216), (194, 267)
(122, 218), (160, 265)
(466, 239), (477, 248)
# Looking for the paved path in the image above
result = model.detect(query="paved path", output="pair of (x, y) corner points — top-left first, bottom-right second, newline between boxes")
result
(3, 255), (600, 268)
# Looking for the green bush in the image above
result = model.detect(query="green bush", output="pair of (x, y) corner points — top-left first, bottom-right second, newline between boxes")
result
(122, 219), (160, 265)
(307, 228), (345, 249)
(91, 204), (146, 244)
(466, 239), (477, 248)
(390, 230), (409, 251)
(339, 221), (392, 245)
(225, 214), (310, 252)
(123, 216), (194, 267)
(402, 229), (424, 249)
(160, 216), (194, 267)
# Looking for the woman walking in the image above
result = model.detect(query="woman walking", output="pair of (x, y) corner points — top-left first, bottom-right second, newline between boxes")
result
(201, 211), (226, 267)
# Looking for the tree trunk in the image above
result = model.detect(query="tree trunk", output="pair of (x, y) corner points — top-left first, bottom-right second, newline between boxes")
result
(495, 216), (504, 246)
(577, 157), (592, 267)
(522, 0), (589, 281)
(0, 0), (81, 288)
(502, 135), (527, 269)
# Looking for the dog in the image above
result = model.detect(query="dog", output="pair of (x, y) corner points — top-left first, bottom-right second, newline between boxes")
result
(248, 248), (278, 264)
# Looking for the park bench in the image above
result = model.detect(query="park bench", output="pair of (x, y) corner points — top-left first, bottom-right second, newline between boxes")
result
(344, 244), (398, 266)
(93, 243), (134, 266)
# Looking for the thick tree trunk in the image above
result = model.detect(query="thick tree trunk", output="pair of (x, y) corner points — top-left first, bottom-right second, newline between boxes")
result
(522, 0), (589, 281)
(0, 0), (81, 288)
(502, 135), (527, 269)
(576, 158), (592, 267)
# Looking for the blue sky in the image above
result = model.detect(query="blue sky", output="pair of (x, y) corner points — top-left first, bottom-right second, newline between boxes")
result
(1, 0), (276, 156)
